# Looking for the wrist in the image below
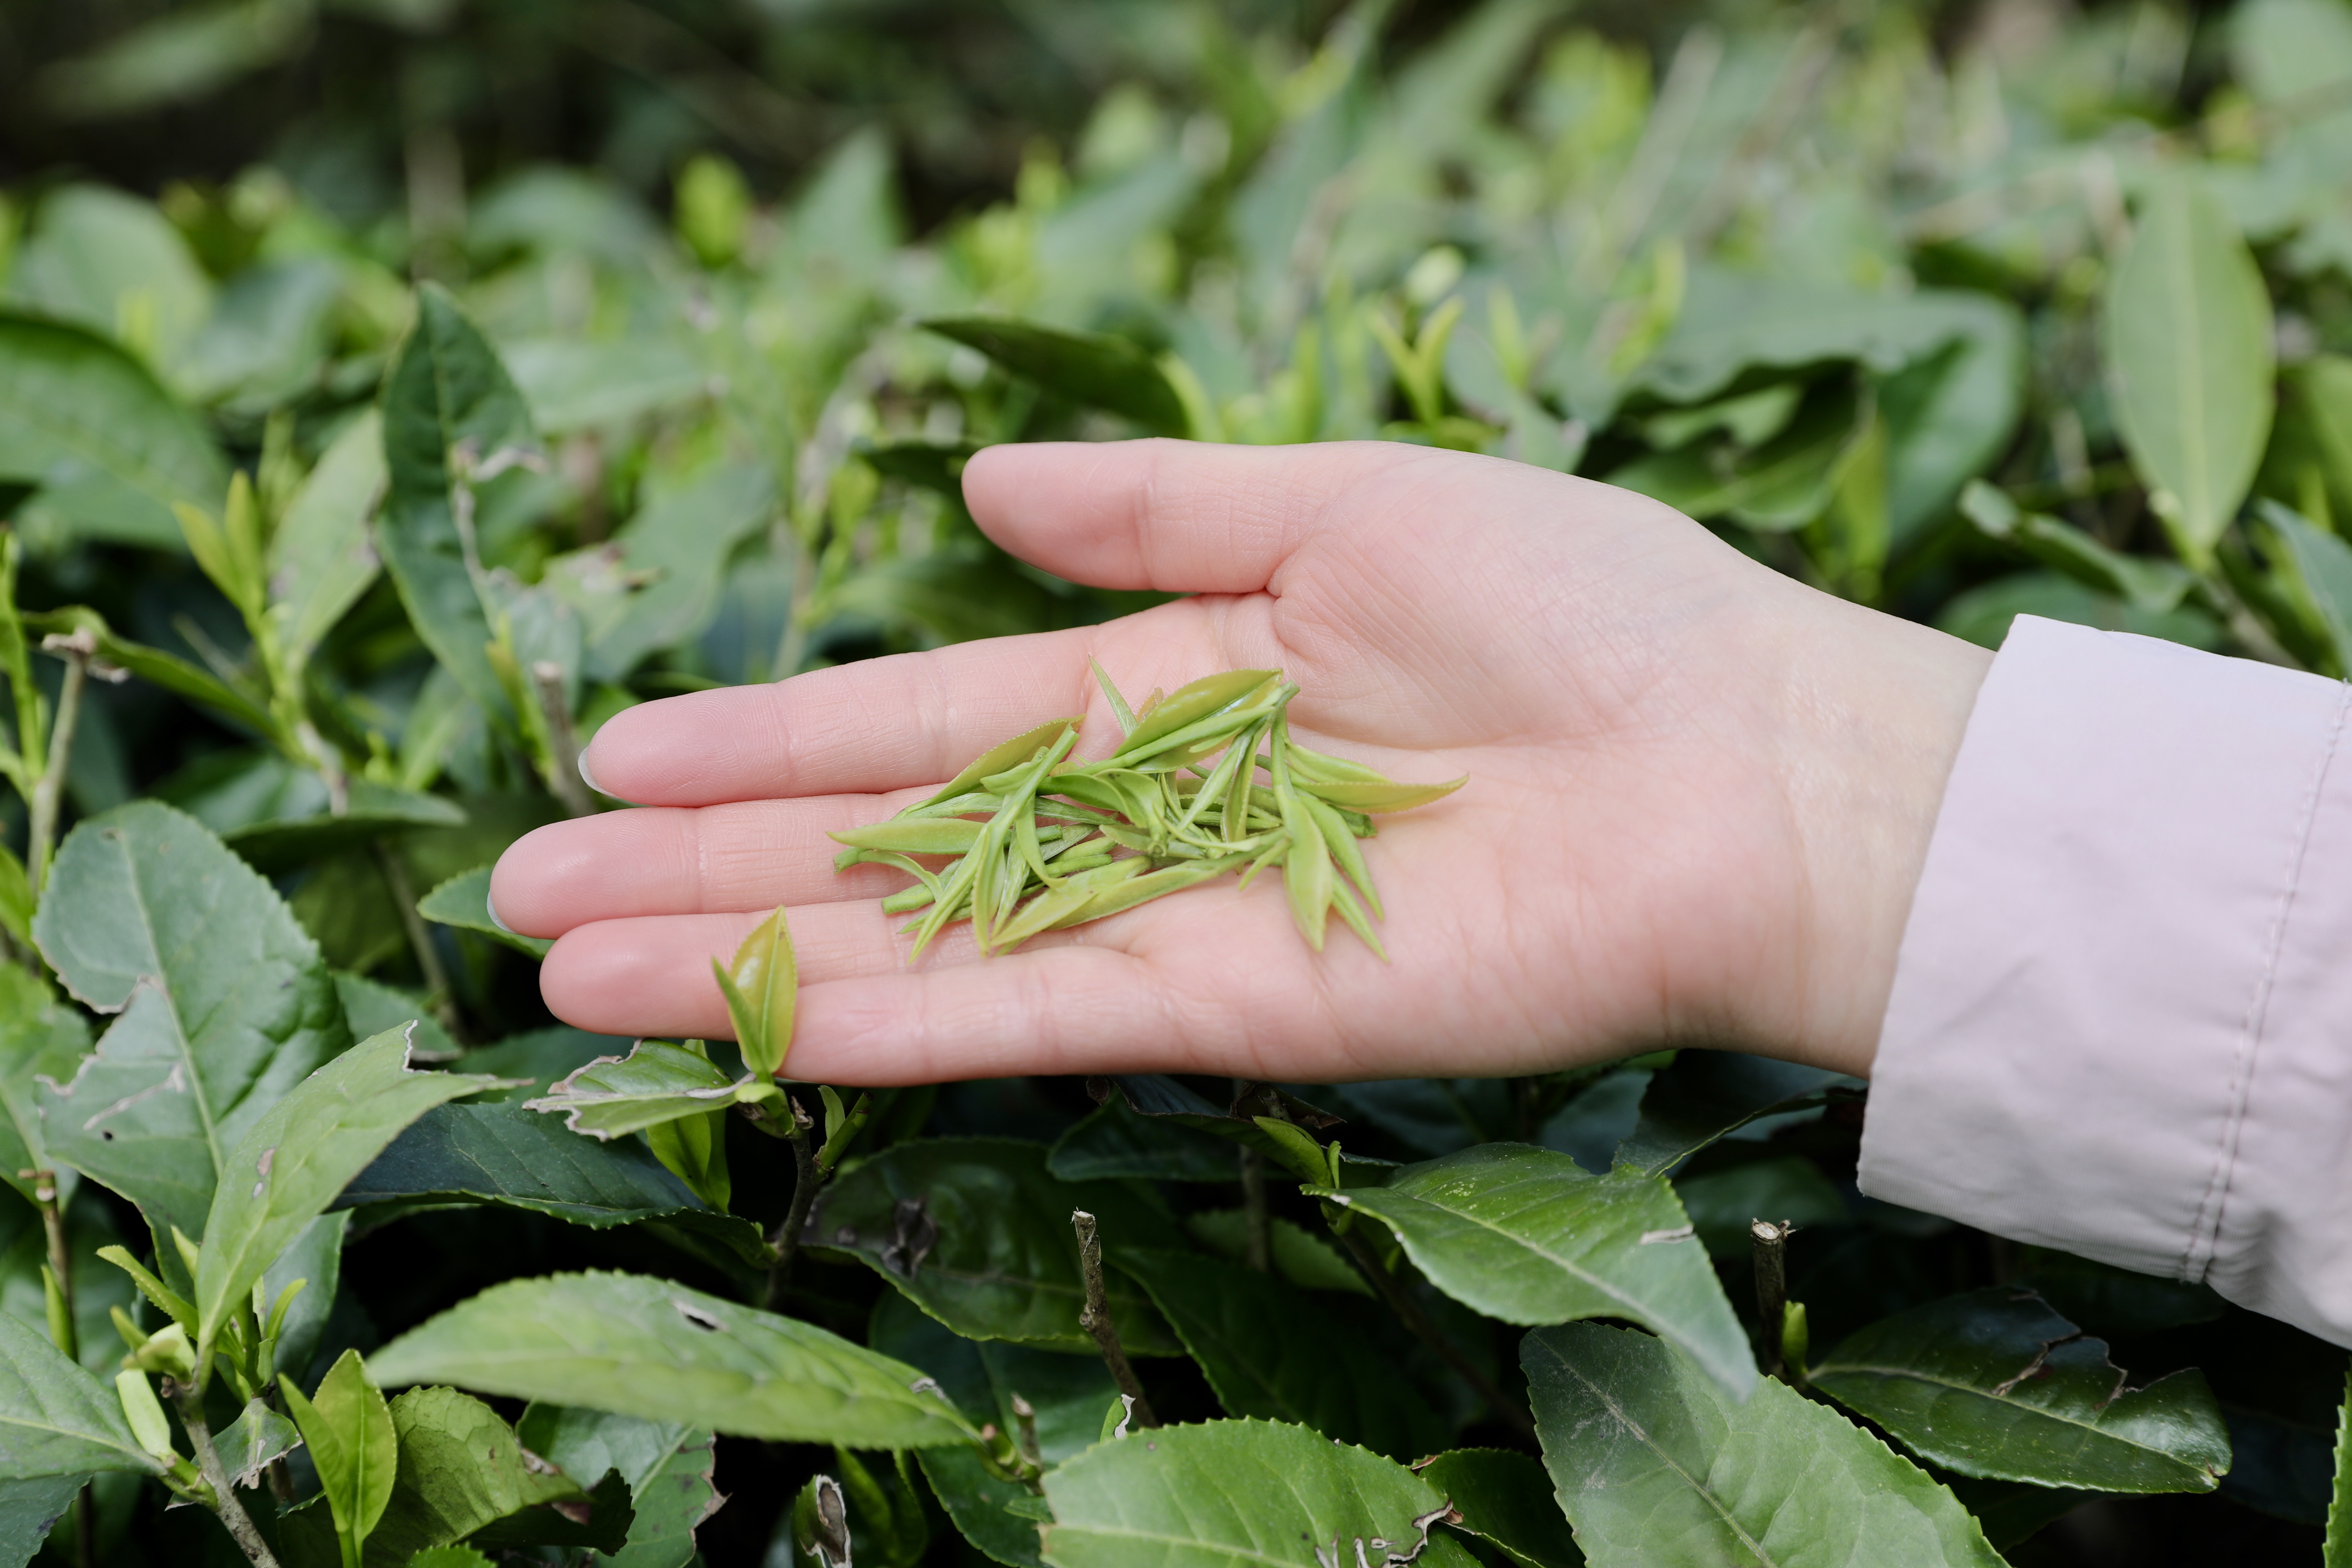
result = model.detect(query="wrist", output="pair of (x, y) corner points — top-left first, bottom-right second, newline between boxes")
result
(1772, 595), (1993, 1077)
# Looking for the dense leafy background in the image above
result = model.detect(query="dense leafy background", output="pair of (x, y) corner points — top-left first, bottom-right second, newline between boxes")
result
(4, 0), (2352, 1563)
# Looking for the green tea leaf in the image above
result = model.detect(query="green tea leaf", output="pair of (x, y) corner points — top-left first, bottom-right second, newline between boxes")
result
(0, 966), (91, 1204)
(0, 312), (226, 551)
(2326, 1366), (2352, 1565)
(1413, 1449), (1581, 1568)
(807, 1138), (1182, 1354)
(195, 1025), (501, 1361)
(918, 718), (1082, 810)
(1525, 1321), (2006, 1568)
(157, 748), (467, 875)
(34, 801), (351, 1241)
(365, 1387), (584, 1564)
(416, 864), (553, 958)
(1613, 1051), (1845, 1177)
(1809, 1288), (2232, 1493)
(1038, 1417), (1479, 1568)
(331, 972), (459, 1064)
(367, 1271), (980, 1448)
(268, 408), (385, 672)
(0, 1309), (159, 1483)
(1296, 776), (1467, 813)
(281, 1348), (397, 1568)
(1183, 1209), (1371, 1296)
(716, 905), (795, 1079)
(23, 605), (276, 737)
(211, 1396), (302, 1491)
(1115, 1249), (1449, 1460)
(524, 1038), (749, 1140)
(0, 1476), (96, 1567)
(516, 1405), (722, 1568)
(335, 1101), (770, 1265)
(922, 317), (1188, 435)
(378, 283), (535, 723)
(2103, 178), (2276, 562)
(1048, 1097), (1252, 1183)
(1312, 1143), (1754, 1400)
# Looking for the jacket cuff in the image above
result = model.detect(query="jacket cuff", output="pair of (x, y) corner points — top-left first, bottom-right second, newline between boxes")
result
(1858, 615), (2352, 1345)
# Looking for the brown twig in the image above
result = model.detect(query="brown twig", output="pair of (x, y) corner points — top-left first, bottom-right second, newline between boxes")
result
(1751, 1219), (1792, 1378)
(173, 1390), (282, 1568)
(374, 844), (462, 1044)
(1071, 1210), (1158, 1428)
(765, 1097), (821, 1308)
(1330, 1218), (1536, 1441)
(1238, 1148), (1272, 1273)
(531, 662), (597, 818)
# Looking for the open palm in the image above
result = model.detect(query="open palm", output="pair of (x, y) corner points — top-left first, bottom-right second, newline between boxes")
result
(491, 440), (1987, 1086)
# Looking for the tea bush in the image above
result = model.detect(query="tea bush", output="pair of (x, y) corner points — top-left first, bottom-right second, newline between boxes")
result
(2, 0), (2352, 1563)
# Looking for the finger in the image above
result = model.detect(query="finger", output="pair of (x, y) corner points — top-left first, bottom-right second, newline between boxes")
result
(580, 627), (1107, 807)
(961, 438), (1437, 593)
(490, 794), (940, 937)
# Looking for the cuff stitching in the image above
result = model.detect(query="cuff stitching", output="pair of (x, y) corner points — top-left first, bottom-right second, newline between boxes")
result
(2180, 677), (2352, 1281)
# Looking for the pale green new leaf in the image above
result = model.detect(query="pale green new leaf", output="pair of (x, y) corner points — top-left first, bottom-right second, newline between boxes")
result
(354, 1386), (583, 1565)
(195, 1026), (503, 1360)
(269, 408), (387, 671)
(1526, 1321), (2006, 1568)
(1313, 1142), (1754, 1399)
(0, 1310), (159, 1483)
(524, 1038), (750, 1139)
(2103, 178), (2276, 561)
(282, 1349), (397, 1568)
(716, 905), (795, 1079)
(367, 1271), (981, 1448)
(0, 313), (225, 551)
(33, 801), (351, 1241)
(1038, 1418), (1479, 1568)
(1809, 1288), (2231, 1493)
(2325, 1366), (2351, 1566)
(0, 966), (90, 1204)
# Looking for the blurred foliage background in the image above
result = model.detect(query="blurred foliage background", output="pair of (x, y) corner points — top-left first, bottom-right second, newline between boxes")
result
(5, 0), (2352, 1562)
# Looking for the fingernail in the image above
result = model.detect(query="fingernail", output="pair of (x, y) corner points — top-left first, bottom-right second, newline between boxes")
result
(485, 875), (518, 935)
(577, 747), (604, 798)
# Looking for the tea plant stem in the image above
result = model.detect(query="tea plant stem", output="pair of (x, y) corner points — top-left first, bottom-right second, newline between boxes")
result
(1751, 1219), (1791, 1378)
(1009, 1394), (1043, 1470)
(1070, 1210), (1158, 1428)
(29, 1170), (93, 1568)
(531, 661), (597, 818)
(374, 843), (462, 1042)
(172, 1390), (282, 1568)
(1238, 1148), (1271, 1273)
(26, 631), (92, 894)
(765, 1096), (822, 1307)
(1330, 1220), (1536, 1441)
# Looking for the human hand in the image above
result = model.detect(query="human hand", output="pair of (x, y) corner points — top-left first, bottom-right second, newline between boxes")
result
(490, 440), (1989, 1086)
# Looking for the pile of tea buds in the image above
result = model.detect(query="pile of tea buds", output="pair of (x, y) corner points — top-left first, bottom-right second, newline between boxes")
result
(829, 663), (1465, 959)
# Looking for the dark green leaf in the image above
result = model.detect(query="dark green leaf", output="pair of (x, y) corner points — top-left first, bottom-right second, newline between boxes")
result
(1313, 1143), (1753, 1400)
(367, 1270), (981, 1448)
(1673, 1155), (1850, 1259)
(0, 312), (225, 551)
(452, 1027), (621, 1101)
(34, 800), (350, 1241)
(1526, 1321), (2006, 1567)
(922, 317), (1186, 434)
(807, 1138), (1182, 1354)
(516, 1405), (722, 1568)
(0, 966), (91, 1204)
(1809, 1288), (2232, 1493)
(1613, 1051), (1844, 1177)
(334, 1101), (771, 1265)
(0, 1309), (158, 1482)
(1048, 1098), (1248, 1183)
(1415, 1448), (1583, 1568)
(2013, 1248), (2223, 1336)
(417, 864), (551, 958)
(0, 1475), (91, 1568)
(378, 283), (535, 723)
(1038, 1418), (1479, 1568)
(332, 972), (458, 1064)
(1117, 1249), (1449, 1460)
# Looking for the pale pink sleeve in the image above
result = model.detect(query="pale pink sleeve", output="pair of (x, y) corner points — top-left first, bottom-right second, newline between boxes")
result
(1858, 614), (2352, 1346)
